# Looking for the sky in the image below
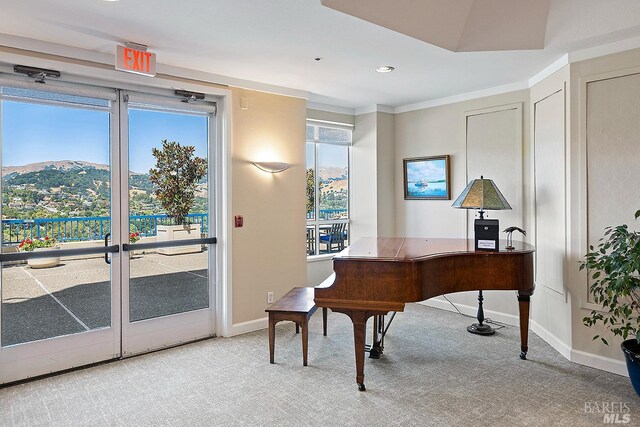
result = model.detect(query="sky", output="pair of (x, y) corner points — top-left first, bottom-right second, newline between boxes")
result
(1, 101), (208, 174)
(306, 142), (348, 170)
(406, 158), (446, 182)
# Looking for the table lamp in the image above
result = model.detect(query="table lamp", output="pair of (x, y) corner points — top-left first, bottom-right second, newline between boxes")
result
(452, 175), (512, 335)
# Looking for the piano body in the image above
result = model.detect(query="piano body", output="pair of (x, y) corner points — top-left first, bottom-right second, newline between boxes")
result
(314, 237), (535, 391)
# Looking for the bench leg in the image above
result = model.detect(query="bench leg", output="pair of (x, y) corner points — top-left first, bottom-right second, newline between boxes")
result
(295, 323), (299, 334)
(323, 307), (328, 336)
(268, 315), (276, 364)
(301, 319), (309, 366)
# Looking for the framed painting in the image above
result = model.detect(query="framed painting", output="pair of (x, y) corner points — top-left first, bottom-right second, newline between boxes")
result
(403, 155), (450, 200)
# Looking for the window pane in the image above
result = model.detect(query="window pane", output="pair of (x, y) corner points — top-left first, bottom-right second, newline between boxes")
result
(318, 143), (348, 220)
(318, 127), (351, 145)
(128, 108), (210, 322)
(306, 125), (315, 142)
(1, 87), (110, 108)
(1, 95), (112, 346)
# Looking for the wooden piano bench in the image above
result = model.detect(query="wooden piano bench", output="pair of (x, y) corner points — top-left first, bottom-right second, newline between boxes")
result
(265, 287), (327, 366)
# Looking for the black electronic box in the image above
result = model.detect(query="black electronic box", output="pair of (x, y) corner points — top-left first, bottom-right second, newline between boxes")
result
(474, 219), (499, 252)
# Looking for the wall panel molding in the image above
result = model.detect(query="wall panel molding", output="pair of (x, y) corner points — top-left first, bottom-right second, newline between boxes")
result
(533, 88), (566, 295)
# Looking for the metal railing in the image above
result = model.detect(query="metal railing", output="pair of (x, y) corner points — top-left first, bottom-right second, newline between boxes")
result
(306, 208), (348, 221)
(2, 213), (208, 244)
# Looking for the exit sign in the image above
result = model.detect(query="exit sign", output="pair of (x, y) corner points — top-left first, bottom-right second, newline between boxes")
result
(115, 44), (156, 77)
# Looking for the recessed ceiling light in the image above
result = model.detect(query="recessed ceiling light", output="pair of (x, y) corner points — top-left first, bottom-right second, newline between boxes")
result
(376, 66), (395, 73)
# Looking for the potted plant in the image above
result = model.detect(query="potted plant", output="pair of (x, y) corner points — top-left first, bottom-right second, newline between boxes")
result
(580, 209), (640, 395)
(129, 231), (141, 258)
(149, 140), (207, 255)
(18, 236), (60, 268)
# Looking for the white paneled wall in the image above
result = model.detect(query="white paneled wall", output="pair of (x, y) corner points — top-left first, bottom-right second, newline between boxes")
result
(465, 105), (523, 236)
(533, 89), (566, 295)
(586, 73), (640, 248)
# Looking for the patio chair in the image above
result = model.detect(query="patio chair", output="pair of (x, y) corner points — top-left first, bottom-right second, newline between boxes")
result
(319, 223), (347, 253)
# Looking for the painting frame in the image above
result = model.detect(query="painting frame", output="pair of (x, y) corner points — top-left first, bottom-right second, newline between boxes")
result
(403, 155), (451, 200)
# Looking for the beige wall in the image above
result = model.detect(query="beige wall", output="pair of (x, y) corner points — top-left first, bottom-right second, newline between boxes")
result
(568, 48), (640, 366)
(394, 90), (531, 319)
(392, 49), (640, 374)
(231, 88), (307, 324)
(351, 112), (378, 241)
(376, 112), (396, 237)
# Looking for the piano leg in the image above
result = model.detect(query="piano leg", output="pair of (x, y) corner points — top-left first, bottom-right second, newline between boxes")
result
(351, 311), (368, 391)
(517, 293), (531, 360)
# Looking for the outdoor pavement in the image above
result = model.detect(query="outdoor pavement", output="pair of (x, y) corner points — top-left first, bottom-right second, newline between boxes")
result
(1, 250), (209, 347)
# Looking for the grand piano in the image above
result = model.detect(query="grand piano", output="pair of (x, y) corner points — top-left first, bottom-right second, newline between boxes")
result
(314, 237), (535, 391)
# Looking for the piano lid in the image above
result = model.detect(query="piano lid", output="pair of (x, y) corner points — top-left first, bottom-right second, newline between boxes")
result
(334, 237), (534, 262)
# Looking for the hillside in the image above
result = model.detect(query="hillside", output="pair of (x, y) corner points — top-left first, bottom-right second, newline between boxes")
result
(2, 160), (109, 177)
(1, 160), (208, 220)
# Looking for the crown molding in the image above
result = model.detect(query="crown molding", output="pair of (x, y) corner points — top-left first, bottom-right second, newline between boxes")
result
(568, 35), (640, 63)
(306, 101), (355, 115)
(394, 81), (529, 114)
(354, 104), (394, 115)
(528, 54), (569, 87)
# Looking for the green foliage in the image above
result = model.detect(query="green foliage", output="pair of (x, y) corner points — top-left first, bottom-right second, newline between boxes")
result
(580, 209), (640, 344)
(306, 168), (315, 215)
(148, 140), (207, 225)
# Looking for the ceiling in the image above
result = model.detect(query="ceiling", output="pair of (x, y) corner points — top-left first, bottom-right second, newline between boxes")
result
(1, 0), (640, 111)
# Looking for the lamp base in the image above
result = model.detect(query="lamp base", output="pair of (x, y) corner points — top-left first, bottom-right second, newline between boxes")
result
(467, 323), (495, 336)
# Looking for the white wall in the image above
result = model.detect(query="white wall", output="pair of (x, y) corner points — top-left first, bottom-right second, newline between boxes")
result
(529, 65), (573, 360)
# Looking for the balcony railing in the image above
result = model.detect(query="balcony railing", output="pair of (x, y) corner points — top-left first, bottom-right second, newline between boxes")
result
(2, 213), (208, 245)
(306, 208), (347, 221)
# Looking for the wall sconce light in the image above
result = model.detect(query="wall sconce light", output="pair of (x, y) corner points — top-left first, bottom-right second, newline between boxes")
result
(253, 161), (291, 173)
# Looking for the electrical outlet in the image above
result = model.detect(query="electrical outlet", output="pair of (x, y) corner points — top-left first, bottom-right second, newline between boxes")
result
(267, 292), (274, 304)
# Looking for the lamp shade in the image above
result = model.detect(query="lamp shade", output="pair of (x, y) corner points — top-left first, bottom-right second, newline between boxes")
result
(451, 176), (511, 213)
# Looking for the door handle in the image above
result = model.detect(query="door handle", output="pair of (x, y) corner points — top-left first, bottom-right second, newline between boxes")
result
(104, 232), (111, 264)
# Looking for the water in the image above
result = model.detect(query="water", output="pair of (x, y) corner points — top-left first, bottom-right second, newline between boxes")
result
(407, 181), (447, 198)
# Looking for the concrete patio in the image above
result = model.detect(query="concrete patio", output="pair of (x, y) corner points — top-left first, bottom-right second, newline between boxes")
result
(1, 250), (209, 347)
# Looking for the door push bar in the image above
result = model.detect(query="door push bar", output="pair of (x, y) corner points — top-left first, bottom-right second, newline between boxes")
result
(0, 244), (119, 263)
(0, 237), (216, 264)
(122, 237), (217, 252)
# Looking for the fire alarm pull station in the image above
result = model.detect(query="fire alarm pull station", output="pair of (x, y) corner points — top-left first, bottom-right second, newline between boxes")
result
(235, 215), (243, 228)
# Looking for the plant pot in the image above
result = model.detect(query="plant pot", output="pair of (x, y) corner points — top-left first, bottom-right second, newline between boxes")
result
(621, 339), (640, 396)
(27, 246), (61, 269)
(156, 224), (202, 255)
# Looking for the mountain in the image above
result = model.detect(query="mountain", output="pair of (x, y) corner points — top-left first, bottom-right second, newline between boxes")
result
(2, 160), (109, 177)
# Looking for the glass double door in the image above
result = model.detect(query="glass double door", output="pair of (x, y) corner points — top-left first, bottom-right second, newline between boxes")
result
(0, 80), (217, 384)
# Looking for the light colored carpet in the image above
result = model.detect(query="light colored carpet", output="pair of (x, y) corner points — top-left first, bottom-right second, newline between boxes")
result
(1, 303), (638, 426)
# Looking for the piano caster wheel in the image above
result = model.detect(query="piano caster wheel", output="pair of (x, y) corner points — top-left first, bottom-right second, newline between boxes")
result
(519, 351), (527, 360)
(357, 383), (366, 392)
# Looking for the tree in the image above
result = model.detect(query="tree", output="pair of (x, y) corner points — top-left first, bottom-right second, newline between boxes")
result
(149, 140), (207, 225)
(306, 168), (315, 216)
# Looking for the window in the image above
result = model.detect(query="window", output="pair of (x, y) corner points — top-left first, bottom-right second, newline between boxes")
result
(306, 121), (351, 256)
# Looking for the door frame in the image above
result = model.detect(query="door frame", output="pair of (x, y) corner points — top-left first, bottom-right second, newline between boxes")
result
(0, 76), (123, 383)
(0, 68), (232, 383)
(119, 89), (219, 356)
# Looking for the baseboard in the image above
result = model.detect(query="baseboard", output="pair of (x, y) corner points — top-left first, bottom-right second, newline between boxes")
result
(229, 317), (268, 337)
(419, 298), (519, 327)
(529, 320), (572, 360)
(421, 298), (628, 377)
(570, 349), (628, 377)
